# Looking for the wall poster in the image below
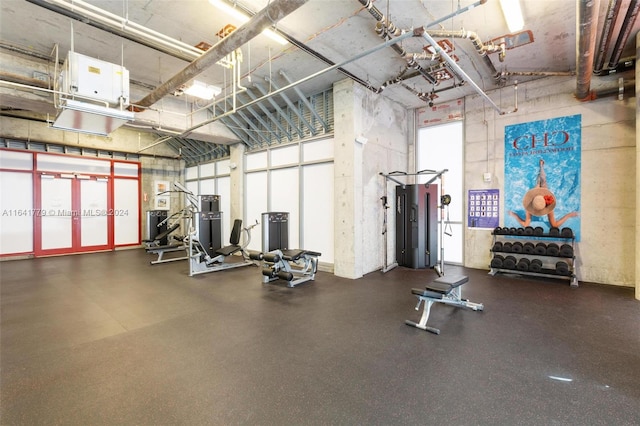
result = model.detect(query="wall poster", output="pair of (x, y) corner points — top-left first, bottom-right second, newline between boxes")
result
(504, 114), (581, 240)
(468, 189), (499, 229)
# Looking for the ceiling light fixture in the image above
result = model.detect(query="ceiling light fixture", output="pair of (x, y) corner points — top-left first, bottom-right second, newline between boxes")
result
(183, 80), (222, 100)
(499, 0), (525, 33)
(208, 0), (288, 45)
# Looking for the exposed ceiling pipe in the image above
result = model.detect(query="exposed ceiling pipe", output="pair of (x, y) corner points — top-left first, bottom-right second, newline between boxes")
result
(134, 0), (310, 109)
(424, 29), (505, 83)
(593, 0), (623, 75)
(26, 0), (202, 62)
(416, 28), (503, 113)
(178, 31), (416, 137)
(575, 0), (601, 101)
(358, 0), (438, 85)
(607, 0), (640, 69)
(373, 22), (437, 85)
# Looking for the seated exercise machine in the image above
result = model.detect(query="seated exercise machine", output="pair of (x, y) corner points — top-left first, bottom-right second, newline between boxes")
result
(143, 210), (188, 265)
(256, 212), (322, 287)
(259, 249), (321, 287)
(188, 218), (259, 277)
(405, 274), (483, 335)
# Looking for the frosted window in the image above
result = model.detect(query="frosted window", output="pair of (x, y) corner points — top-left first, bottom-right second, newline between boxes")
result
(270, 168), (299, 248)
(217, 176), (231, 239)
(246, 151), (267, 171)
(302, 138), (334, 162)
(113, 162), (139, 177)
(245, 171), (267, 251)
(186, 166), (198, 180)
(417, 121), (463, 264)
(200, 179), (215, 195)
(37, 154), (110, 174)
(114, 178), (140, 245)
(0, 150), (33, 170)
(302, 163), (334, 263)
(216, 159), (231, 175)
(0, 171), (33, 254)
(80, 179), (108, 247)
(200, 163), (215, 178)
(270, 145), (299, 167)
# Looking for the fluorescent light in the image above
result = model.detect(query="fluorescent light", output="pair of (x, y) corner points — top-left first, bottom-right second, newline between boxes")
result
(499, 0), (524, 33)
(183, 80), (222, 100)
(209, 0), (288, 45)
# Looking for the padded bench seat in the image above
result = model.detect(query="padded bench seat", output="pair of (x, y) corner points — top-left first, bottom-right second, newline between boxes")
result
(281, 249), (322, 261)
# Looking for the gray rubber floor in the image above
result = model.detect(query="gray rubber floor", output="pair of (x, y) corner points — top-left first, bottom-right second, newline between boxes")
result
(1, 249), (639, 425)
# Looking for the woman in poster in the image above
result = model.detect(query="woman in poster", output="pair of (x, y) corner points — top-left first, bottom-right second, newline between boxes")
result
(509, 159), (578, 228)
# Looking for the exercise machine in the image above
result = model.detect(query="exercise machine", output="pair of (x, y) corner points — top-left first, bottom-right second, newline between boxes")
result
(380, 169), (449, 275)
(188, 218), (259, 276)
(405, 274), (483, 335)
(143, 209), (188, 265)
(257, 212), (321, 287)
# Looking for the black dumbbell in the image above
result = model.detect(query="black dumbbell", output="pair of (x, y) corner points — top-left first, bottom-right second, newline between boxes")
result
(529, 258), (543, 273)
(546, 243), (560, 256)
(534, 242), (547, 255)
(503, 255), (517, 269)
(516, 258), (530, 271)
(560, 244), (573, 257)
(555, 261), (570, 275)
(490, 255), (504, 268)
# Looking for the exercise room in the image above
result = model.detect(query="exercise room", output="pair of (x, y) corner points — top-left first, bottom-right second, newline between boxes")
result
(1, 0), (639, 424)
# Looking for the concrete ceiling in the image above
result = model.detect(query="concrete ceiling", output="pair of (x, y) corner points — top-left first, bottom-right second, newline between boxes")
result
(1, 0), (639, 161)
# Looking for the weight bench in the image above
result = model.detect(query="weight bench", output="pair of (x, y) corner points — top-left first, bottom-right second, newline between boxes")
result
(258, 249), (321, 287)
(405, 275), (483, 335)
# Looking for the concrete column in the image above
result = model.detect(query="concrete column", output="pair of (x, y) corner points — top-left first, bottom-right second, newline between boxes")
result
(635, 33), (640, 300)
(229, 143), (245, 224)
(333, 79), (363, 279)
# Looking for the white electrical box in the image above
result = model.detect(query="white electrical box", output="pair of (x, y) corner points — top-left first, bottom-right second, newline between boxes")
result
(61, 51), (130, 107)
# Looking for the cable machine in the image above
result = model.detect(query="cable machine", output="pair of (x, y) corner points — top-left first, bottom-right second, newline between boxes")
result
(380, 169), (449, 275)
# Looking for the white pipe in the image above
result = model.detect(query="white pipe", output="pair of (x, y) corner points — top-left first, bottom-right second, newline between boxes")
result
(48, 0), (203, 59)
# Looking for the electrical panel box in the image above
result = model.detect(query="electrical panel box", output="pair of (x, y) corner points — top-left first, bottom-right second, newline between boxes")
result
(61, 51), (130, 107)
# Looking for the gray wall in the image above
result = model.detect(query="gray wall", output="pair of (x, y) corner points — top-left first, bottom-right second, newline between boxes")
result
(464, 76), (636, 288)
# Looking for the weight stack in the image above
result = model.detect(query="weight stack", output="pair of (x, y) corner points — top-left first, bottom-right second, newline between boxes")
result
(395, 184), (438, 269)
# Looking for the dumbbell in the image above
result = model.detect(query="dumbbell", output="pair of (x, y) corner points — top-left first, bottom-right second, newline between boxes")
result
(490, 254), (504, 268)
(511, 242), (524, 253)
(546, 243), (560, 256)
(516, 258), (530, 271)
(555, 261), (570, 275)
(523, 242), (535, 254)
(534, 242), (547, 255)
(529, 258), (543, 273)
(559, 244), (573, 257)
(503, 255), (517, 269)
(492, 241), (503, 252)
(502, 242), (513, 253)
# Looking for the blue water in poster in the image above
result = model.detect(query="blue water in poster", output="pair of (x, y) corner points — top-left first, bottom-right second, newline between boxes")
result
(504, 114), (581, 241)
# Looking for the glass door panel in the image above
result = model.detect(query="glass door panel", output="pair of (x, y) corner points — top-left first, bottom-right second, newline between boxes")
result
(80, 179), (108, 247)
(40, 176), (73, 250)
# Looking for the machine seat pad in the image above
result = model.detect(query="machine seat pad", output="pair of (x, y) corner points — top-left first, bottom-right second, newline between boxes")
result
(215, 245), (241, 256)
(411, 288), (444, 299)
(281, 249), (321, 261)
(423, 275), (468, 294)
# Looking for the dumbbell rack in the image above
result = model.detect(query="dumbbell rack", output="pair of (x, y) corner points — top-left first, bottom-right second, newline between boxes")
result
(488, 227), (578, 287)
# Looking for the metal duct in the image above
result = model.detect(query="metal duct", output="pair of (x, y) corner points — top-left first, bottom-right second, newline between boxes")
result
(576, 0), (601, 101)
(607, 0), (640, 69)
(593, 0), (623, 74)
(134, 0), (310, 108)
